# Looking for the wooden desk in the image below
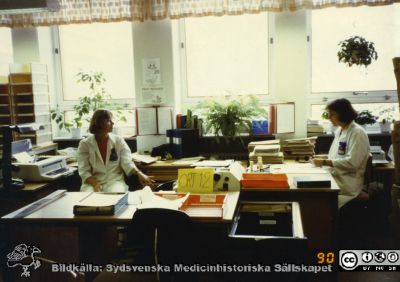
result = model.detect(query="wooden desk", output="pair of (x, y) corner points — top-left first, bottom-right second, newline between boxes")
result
(137, 160), (192, 181)
(0, 182), (57, 217)
(372, 161), (395, 216)
(0, 191), (239, 282)
(241, 165), (340, 250)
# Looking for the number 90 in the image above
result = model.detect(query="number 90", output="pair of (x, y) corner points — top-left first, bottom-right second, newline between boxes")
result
(317, 252), (335, 264)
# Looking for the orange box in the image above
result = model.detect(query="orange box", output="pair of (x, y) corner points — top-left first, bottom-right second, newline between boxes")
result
(240, 173), (289, 189)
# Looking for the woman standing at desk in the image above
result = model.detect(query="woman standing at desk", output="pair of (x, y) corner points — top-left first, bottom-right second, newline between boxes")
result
(312, 99), (370, 208)
(77, 109), (155, 192)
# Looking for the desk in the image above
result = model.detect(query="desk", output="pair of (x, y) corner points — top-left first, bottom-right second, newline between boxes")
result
(372, 161), (395, 216)
(0, 191), (239, 281)
(0, 182), (57, 217)
(137, 160), (192, 181)
(241, 164), (339, 250)
(139, 161), (339, 249)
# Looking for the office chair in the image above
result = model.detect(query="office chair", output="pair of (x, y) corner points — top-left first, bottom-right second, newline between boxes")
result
(338, 154), (374, 248)
(95, 208), (198, 282)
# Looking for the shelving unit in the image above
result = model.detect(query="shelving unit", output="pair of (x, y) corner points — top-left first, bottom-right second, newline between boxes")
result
(0, 82), (11, 152)
(9, 63), (52, 146)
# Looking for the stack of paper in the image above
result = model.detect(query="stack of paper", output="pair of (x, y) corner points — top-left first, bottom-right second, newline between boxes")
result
(137, 187), (189, 210)
(307, 120), (324, 136)
(249, 142), (283, 164)
(281, 137), (317, 160)
(247, 139), (280, 152)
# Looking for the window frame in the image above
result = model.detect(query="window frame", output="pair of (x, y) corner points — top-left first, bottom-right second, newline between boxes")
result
(177, 14), (275, 107)
(51, 25), (136, 135)
(307, 9), (399, 109)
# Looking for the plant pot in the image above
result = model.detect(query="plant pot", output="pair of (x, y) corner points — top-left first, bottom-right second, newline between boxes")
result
(379, 122), (391, 133)
(71, 128), (81, 139)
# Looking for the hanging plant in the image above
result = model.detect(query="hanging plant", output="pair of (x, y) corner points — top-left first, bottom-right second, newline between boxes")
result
(337, 36), (378, 67)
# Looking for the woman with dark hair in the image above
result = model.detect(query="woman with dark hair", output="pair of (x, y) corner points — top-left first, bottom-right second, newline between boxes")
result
(312, 99), (370, 208)
(77, 109), (155, 192)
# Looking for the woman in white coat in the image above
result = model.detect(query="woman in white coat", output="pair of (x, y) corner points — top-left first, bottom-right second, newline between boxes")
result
(312, 99), (370, 208)
(77, 109), (155, 192)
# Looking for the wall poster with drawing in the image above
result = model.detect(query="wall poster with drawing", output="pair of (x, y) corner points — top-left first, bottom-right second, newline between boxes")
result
(141, 58), (165, 104)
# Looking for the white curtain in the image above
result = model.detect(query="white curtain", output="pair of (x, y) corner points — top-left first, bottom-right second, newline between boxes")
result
(0, 0), (399, 27)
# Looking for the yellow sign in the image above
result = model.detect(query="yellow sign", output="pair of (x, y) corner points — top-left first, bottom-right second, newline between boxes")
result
(177, 168), (214, 193)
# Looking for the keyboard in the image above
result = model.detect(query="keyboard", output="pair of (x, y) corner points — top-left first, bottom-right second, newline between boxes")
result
(46, 167), (69, 176)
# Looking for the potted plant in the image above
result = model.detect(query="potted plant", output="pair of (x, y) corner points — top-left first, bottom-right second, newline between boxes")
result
(355, 110), (378, 127)
(50, 107), (72, 133)
(194, 95), (267, 143)
(52, 71), (128, 138)
(378, 107), (395, 133)
(321, 110), (337, 134)
(337, 36), (378, 67)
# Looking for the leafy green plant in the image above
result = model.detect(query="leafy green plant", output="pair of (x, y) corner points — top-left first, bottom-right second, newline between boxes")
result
(321, 111), (329, 120)
(194, 95), (267, 142)
(378, 106), (396, 124)
(355, 110), (378, 125)
(50, 107), (72, 131)
(72, 71), (110, 128)
(52, 71), (128, 130)
(337, 36), (378, 67)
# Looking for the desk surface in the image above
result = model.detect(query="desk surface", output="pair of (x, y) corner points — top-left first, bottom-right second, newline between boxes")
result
(1, 191), (240, 224)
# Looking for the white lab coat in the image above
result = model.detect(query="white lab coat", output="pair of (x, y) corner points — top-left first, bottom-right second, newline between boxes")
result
(77, 133), (137, 192)
(328, 121), (370, 208)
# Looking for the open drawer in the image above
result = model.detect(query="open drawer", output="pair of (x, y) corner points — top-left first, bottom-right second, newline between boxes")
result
(229, 201), (305, 239)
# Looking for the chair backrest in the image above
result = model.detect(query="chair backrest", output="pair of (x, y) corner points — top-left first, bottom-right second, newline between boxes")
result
(128, 208), (195, 264)
(363, 153), (373, 190)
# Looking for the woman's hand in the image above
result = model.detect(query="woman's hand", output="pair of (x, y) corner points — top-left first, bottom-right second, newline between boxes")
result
(312, 158), (332, 167)
(138, 171), (156, 189)
(93, 183), (103, 192)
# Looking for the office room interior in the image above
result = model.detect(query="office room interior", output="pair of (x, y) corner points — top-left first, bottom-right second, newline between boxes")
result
(1, 1), (400, 282)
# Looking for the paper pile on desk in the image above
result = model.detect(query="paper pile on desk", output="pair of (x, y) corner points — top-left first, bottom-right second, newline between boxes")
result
(137, 186), (189, 210)
(249, 141), (284, 164)
(281, 137), (316, 160)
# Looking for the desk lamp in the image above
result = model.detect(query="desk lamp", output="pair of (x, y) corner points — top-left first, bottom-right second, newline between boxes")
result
(1, 123), (44, 190)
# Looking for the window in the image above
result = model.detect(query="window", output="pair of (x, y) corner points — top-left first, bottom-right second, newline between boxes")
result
(310, 103), (399, 123)
(311, 5), (400, 94)
(58, 22), (135, 101)
(0, 27), (13, 81)
(54, 22), (136, 134)
(180, 13), (270, 98)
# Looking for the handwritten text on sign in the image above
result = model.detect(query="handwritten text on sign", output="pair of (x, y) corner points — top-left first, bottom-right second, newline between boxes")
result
(177, 168), (214, 193)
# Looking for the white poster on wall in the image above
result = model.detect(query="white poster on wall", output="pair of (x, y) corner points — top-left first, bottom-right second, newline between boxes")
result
(142, 58), (161, 85)
(141, 86), (165, 104)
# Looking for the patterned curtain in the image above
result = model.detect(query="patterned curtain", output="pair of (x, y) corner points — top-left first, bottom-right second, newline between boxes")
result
(0, 0), (399, 28)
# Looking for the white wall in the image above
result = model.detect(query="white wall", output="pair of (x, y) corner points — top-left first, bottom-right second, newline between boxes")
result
(133, 20), (175, 107)
(273, 11), (309, 138)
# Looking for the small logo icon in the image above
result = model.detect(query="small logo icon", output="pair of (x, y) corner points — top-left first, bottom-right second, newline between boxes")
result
(6, 244), (41, 277)
(387, 252), (399, 263)
(362, 252), (373, 263)
(340, 252), (358, 270)
(374, 252), (386, 263)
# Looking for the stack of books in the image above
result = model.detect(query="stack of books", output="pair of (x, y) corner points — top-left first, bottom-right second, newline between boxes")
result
(281, 137), (317, 160)
(248, 139), (284, 164)
(307, 120), (324, 137)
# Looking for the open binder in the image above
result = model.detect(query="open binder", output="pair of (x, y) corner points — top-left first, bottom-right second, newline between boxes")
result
(73, 192), (129, 216)
(135, 106), (173, 135)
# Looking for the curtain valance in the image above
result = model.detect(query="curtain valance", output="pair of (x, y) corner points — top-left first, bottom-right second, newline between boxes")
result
(0, 0), (399, 28)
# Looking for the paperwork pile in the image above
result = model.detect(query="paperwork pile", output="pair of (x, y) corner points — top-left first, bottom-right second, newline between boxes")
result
(248, 139), (283, 164)
(307, 120), (324, 137)
(281, 137), (316, 160)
